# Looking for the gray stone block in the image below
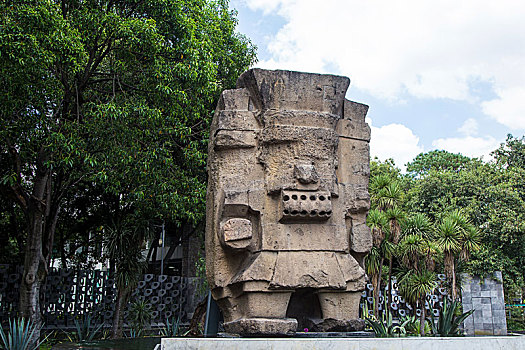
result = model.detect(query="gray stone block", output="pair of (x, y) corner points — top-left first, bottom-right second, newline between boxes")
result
(482, 323), (494, 332)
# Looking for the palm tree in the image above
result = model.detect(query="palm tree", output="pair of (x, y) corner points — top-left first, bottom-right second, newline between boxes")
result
(366, 209), (389, 317)
(106, 220), (149, 338)
(399, 269), (437, 336)
(384, 206), (405, 312)
(435, 210), (481, 299)
(435, 216), (461, 299)
(397, 213), (439, 336)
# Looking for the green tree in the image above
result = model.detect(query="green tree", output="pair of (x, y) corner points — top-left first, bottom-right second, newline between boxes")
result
(435, 210), (480, 299)
(0, 0), (255, 344)
(406, 150), (475, 177)
(371, 174), (405, 313)
(397, 213), (439, 336)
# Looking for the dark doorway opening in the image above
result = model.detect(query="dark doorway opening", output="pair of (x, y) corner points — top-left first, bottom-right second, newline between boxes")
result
(285, 288), (322, 330)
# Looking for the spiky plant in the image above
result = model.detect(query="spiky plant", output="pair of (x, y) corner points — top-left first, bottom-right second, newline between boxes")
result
(429, 298), (474, 336)
(0, 318), (45, 350)
(399, 269), (437, 336)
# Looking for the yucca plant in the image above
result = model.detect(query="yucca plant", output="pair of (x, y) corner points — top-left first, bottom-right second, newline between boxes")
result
(0, 318), (45, 350)
(127, 299), (153, 337)
(429, 298), (474, 336)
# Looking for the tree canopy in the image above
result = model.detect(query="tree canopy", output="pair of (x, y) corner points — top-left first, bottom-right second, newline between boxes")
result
(0, 0), (256, 341)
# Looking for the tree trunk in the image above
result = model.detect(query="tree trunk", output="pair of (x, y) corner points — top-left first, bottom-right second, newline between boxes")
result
(372, 257), (384, 318)
(419, 297), (426, 336)
(112, 280), (134, 339)
(444, 252), (456, 299)
(19, 153), (49, 348)
(112, 288), (127, 338)
(371, 273), (379, 318)
(451, 258), (457, 300)
(387, 257), (393, 313)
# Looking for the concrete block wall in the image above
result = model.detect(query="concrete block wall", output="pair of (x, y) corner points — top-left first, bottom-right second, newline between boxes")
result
(461, 271), (507, 335)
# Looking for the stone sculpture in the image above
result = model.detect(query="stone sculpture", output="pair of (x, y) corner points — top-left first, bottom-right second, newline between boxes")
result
(205, 69), (372, 335)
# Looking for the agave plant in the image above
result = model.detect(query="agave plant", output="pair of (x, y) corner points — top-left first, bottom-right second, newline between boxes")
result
(365, 309), (407, 338)
(0, 318), (45, 350)
(160, 316), (181, 337)
(71, 314), (103, 342)
(399, 315), (431, 335)
(429, 298), (474, 336)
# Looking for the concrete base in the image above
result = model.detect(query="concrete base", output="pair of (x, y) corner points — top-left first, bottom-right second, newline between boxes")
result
(161, 335), (525, 350)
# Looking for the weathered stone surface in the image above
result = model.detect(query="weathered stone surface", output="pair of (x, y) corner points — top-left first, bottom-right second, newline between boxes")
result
(214, 130), (256, 150)
(206, 69), (371, 335)
(223, 318), (298, 336)
(237, 69), (349, 114)
(270, 252), (347, 289)
(343, 99), (369, 122)
(303, 318), (365, 332)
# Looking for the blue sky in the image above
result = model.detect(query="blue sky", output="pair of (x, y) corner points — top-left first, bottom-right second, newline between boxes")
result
(230, 0), (525, 169)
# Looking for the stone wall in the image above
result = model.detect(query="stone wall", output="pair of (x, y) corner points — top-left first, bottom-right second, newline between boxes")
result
(461, 271), (507, 335)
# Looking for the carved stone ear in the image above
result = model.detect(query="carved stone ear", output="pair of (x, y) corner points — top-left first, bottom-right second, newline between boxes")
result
(220, 218), (252, 250)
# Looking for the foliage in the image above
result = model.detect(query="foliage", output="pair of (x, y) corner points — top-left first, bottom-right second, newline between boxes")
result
(194, 251), (209, 301)
(0, 0), (255, 341)
(404, 139), (525, 296)
(127, 299), (153, 337)
(69, 315), (103, 343)
(160, 316), (183, 337)
(506, 306), (525, 332)
(365, 310), (407, 338)
(400, 315), (431, 336)
(406, 150), (475, 177)
(0, 318), (45, 350)
(429, 299), (474, 337)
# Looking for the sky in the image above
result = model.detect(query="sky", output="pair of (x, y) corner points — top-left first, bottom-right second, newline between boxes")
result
(230, 0), (525, 169)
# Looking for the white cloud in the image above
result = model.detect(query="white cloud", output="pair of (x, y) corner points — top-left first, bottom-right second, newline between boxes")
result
(367, 118), (424, 169)
(431, 136), (500, 160)
(481, 87), (525, 129)
(458, 118), (479, 136)
(244, 0), (525, 128)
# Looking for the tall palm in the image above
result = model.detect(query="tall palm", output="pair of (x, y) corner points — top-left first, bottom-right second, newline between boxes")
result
(459, 225), (482, 261)
(399, 269), (437, 336)
(366, 209), (388, 317)
(398, 213), (439, 335)
(106, 221), (149, 338)
(435, 216), (462, 299)
(370, 177), (404, 314)
(384, 206), (405, 312)
(435, 210), (482, 299)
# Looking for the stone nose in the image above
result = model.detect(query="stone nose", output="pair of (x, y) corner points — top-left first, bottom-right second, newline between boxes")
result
(294, 164), (319, 184)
